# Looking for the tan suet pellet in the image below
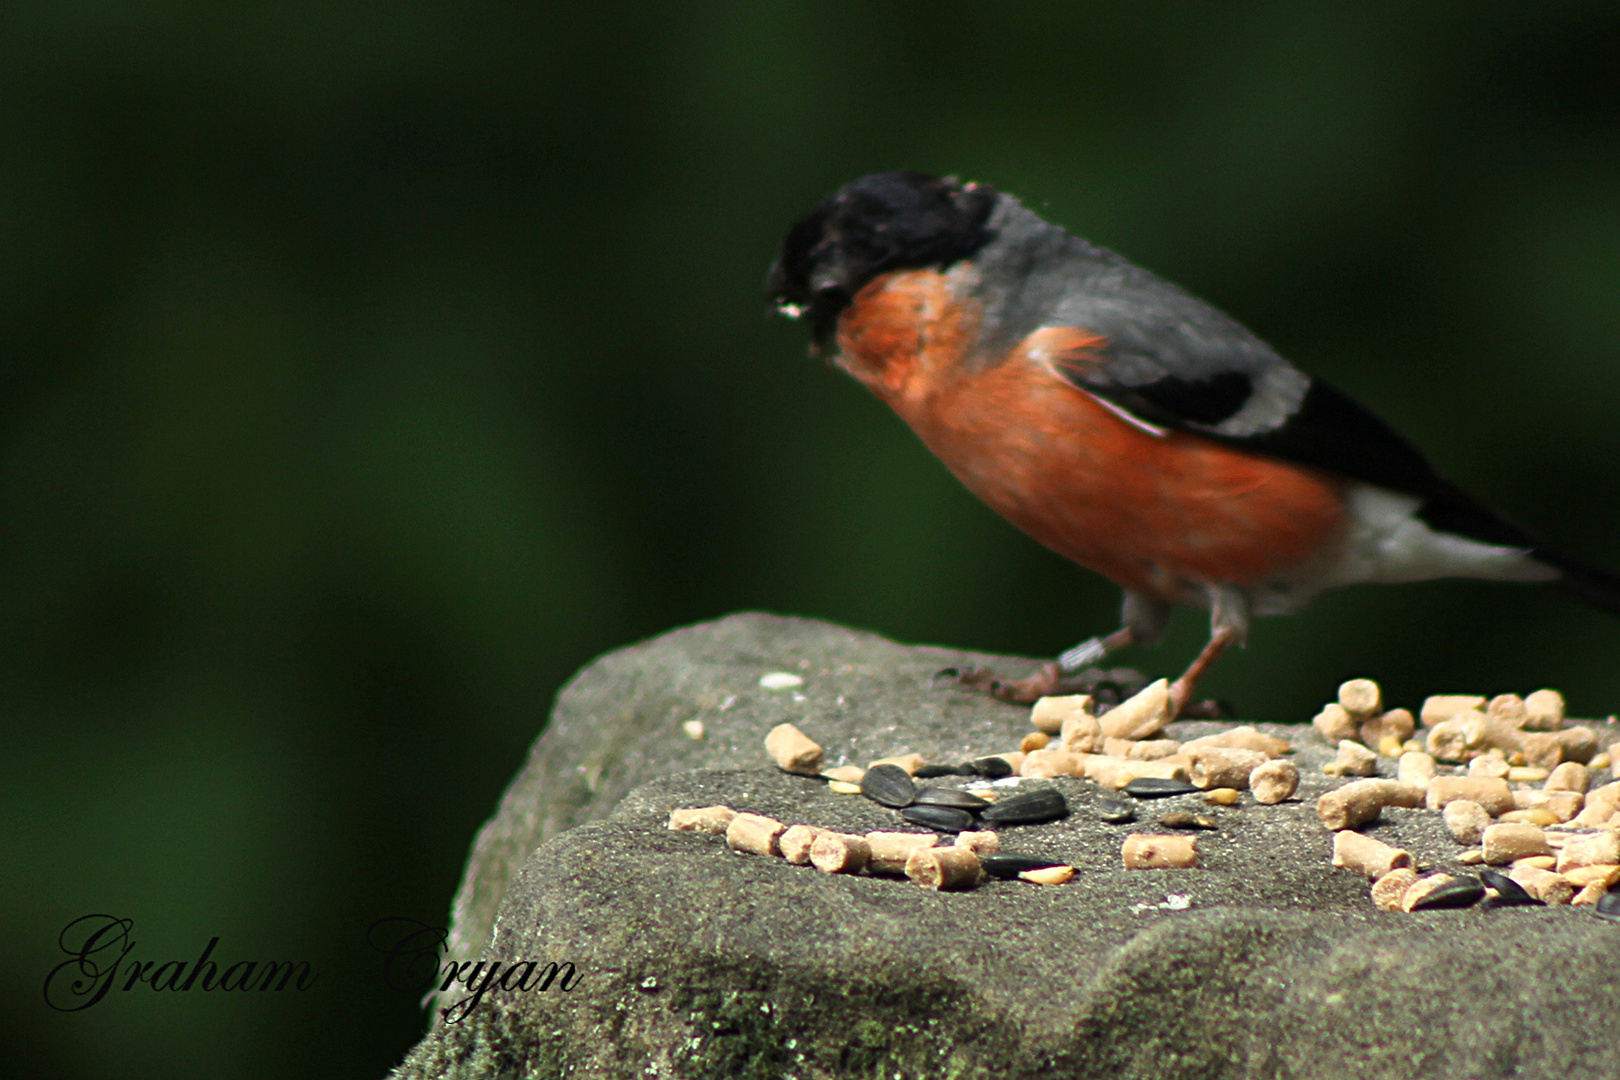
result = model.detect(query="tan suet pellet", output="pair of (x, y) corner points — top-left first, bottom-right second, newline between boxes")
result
(1178, 725), (1290, 758)
(726, 812), (787, 857)
(1121, 833), (1200, 869)
(1317, 779), (1424, 830)
(1060, 711), (1105, 754)
(778, 824), (821, 865)
(1097, 679), (1172, 740)
(953, 831), (1000, 856)
(1426, 776), (1514, 816)
(668, 805), (737, 834)
(1019, 864), (1076, 885)
(1371, 867), (1421, 910)
(1509, 866), (1575, 905)
(1338, 678), (1383, 718)
(1189, 746), (1268, 789)
(1420, 695), (1489, 727)
(904, 846), (981, 890)
(1398, 751), (1437, 787)
(1523, 688), (1566, 731)
(1030, 693), (1093, 736)
(864, 832), (940, 874)
(1442, 800), (1491, 846)
(1323, 740), (1380, 778)
(1312, 703), (1360, 744)
(1103, 737), (1183, 761)
(1086, 756), (1191, 790)
(1481, 823), (1552, 865)
(1333, 830), (1412, 879)
(808, 832), (870, 875)
(1361, 708), (1416, 751)
(1249, 759), (1300, 805)
(765, 723), (824, 776)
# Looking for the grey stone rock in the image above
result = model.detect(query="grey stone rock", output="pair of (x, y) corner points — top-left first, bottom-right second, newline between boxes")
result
(393, 612), (1620, 1080)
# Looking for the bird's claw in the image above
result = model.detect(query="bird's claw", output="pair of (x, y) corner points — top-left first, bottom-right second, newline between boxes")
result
(949, 661), (1067, 704)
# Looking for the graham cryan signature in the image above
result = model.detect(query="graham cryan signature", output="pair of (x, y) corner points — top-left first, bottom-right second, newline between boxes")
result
(366, 917), (582, 1023)
(44, 914), (316, 1012)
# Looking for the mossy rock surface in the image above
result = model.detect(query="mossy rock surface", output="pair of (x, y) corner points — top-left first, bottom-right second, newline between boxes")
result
(390, 613), (1620, 1080)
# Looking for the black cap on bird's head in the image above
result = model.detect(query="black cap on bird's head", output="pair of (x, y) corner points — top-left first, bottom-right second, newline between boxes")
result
(767, 171), (998, 348)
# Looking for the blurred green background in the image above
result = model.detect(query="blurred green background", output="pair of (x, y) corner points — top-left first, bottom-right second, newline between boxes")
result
(7, 3), (1620, 1076)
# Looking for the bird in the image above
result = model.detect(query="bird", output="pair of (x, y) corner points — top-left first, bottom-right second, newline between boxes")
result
(766, 170), (1620, 716)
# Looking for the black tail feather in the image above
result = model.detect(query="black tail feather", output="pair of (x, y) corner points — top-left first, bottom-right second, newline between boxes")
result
(1536, 545), (1620, 618)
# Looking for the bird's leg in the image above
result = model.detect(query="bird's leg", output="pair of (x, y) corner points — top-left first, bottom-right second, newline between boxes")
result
(1168, 585), (1249, 717)
(950, 590), (1169, 705)
(953, 626), (1136, 704)
(1167, 626), (1238, 717)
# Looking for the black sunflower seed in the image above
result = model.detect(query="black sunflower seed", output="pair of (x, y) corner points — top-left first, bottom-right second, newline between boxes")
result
(1479, 868), (1543, 907)
(980, 853), (1068, 880)
(1093, 796), (1136, 824)
(900, 804), (975, 832)
(968, 756), (1015, 779)
(1122, 778), (1199, 798)
(1410, 875), (1485, 911)
(913, 787), (991, 811)
(1158, 812), (1217, 830)
(860, 764), (917, 808)
(980, 788), (1067, 825)
(1596, 890), (1620, 923)
(914, 764), (964, 779)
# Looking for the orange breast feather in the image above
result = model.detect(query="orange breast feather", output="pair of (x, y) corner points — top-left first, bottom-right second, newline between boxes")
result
(836, 271), (1348, 601)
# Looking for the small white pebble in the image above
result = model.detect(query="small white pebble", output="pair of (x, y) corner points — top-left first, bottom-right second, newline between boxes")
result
(759, 672), (805, 690)
(1161, 894), (1193, 910)
(682, 719), (705, 740)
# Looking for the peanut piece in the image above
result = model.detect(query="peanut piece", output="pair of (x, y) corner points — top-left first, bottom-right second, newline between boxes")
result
(1509, 865), (1575, 905)
(1556, 831), (1620, 874)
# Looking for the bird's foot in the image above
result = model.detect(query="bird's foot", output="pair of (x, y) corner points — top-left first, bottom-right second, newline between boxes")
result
(946, 661), (1067, 705)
